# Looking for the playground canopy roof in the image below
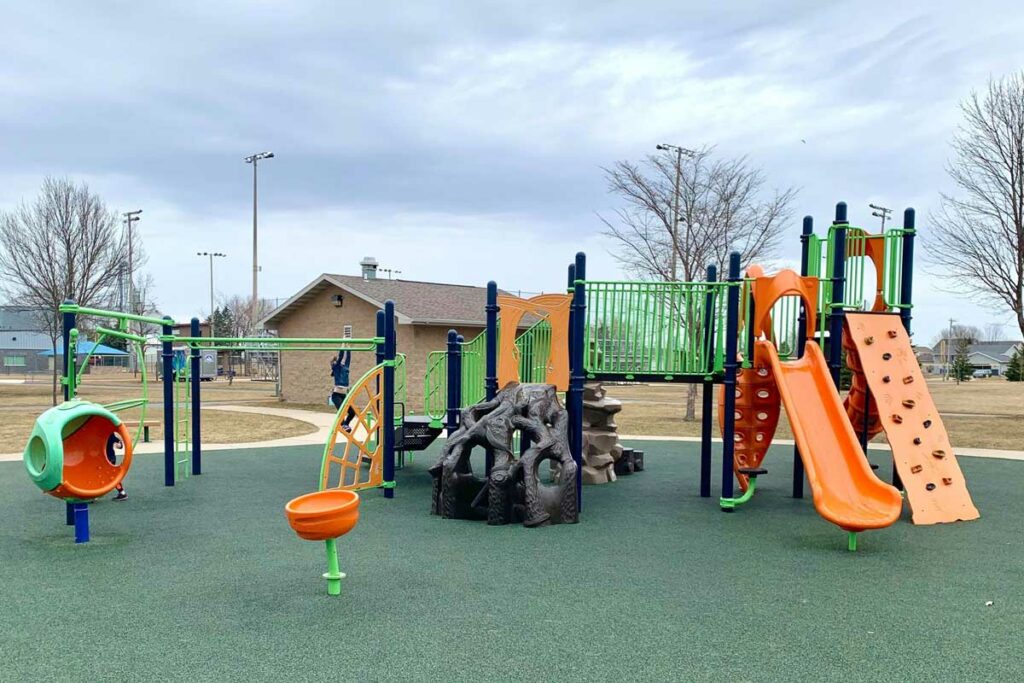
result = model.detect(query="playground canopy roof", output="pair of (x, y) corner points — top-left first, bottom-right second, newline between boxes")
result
(261, 273), (534, 329)
(39, 341), (130, 357)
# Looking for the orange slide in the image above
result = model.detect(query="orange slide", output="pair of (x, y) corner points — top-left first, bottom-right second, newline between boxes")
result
(760, 339), (903, 533)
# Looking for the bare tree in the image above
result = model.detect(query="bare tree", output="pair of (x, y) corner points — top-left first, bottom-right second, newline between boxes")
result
(0, 177), (128, 403)
(928, 72), (1024, 341)
(983, 322), (1007, 342)
(600, 146), (797, 419)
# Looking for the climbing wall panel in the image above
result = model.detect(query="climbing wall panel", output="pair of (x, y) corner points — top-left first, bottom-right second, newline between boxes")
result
(845, 313), (979, 525)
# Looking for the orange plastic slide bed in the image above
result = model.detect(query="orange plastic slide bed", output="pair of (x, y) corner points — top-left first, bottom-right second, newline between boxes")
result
(761, 339), (902, 533)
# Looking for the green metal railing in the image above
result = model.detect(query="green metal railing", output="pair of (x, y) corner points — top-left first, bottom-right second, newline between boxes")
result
(580, 280), (730, 378)
(515, 319), (552, 384)
(394, 353), (407, 409)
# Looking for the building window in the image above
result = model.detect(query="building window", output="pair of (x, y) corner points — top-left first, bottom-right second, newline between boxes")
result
(4, 355), (26, 367)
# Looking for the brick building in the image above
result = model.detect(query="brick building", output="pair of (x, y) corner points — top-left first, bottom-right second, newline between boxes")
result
(260, 258), (490, 411)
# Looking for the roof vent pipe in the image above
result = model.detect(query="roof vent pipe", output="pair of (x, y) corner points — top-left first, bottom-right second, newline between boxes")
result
(360, 256), (378, 280)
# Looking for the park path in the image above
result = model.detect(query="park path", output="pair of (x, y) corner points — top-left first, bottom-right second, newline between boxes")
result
(1, 405), (1021, 463)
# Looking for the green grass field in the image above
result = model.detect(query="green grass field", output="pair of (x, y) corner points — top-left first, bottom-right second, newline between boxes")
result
(1, 441), (1021, 681)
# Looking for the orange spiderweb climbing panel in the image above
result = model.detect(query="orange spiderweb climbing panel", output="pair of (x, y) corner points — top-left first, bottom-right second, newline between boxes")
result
(718, 265), (780, 492)
(844, 313), (979, 525)
(496, 293), (571, 390)
(320, 364), (385, 491)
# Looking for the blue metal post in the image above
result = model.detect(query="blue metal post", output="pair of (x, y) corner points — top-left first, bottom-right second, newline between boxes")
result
(62, 301), (76, 526)
(699, 264), (717, 498)
(382, 301), (397, 498)
(454, 334), (464, 414)
(893, 207), (916, 490)
(720, 252), (741, 505)
(899, 208), (916, 334)
(61, 300), (75, 402)
(569, 252), (587, 510)
(161, 317), (175, 487)
(484, 281), (499, 474)
(793, 216), (813, 498)
(827, 202), (848, 389)
(375, 310), (385, 365)
(72, 502), (89, 543)
(190, 317), (202, 475)
(445, 329), (460, 435)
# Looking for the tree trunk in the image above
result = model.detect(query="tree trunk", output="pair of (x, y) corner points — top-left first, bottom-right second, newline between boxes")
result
(685, 383), (697, 421)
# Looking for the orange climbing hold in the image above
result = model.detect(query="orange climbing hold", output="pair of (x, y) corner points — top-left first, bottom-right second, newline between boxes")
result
(844, 313), (979, 525)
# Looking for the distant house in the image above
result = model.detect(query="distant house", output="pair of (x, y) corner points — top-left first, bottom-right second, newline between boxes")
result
(931, 338), (1023, 376)
(260, 257), (494, 409)
(0, 306), (52, 373)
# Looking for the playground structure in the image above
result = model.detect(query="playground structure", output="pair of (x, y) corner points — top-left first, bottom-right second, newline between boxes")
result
(24, 301), (399, 543)
(422, 202), (978, 549)
(22, 200), (979, 563)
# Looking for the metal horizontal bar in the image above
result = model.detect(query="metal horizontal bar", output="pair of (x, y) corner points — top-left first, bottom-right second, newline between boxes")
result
(95, 326), (148, 343)
(60, 304), (173, 327)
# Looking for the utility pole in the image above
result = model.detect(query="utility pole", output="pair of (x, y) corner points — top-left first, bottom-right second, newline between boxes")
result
(244, 152), (274, 304)
(656, 144), (696, 281)
(869, 203), (892, 231)
(947, 317), (956, 381)
(123, 209), (142, 376)
(197, 252), (227, 319)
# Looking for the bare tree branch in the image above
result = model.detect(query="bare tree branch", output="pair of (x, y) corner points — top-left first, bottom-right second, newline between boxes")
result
(926, 72), (1024, 340)
(0, 177), (128, 403)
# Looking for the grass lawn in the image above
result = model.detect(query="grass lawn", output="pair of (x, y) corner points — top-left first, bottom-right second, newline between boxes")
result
(0, 377), (316, 452)
(1, 441), (1020, 681)
(611, 377), (1024, 449)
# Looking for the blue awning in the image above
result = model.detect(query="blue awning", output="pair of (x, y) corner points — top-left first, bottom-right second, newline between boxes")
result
(39, 341), (130, 357)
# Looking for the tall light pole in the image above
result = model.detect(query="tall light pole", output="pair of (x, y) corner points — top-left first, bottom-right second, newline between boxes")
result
(869, 203), (892, 231)
(655, 144), (696, 281)
(123, 210), (142, 376)
(244, 151), (274, 304)
(197, 252), (227, 319)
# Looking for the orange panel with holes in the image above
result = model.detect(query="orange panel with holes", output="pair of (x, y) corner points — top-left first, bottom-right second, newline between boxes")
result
(320, 365), (384, 491)
(845, 313), (979, 525)
(718, 342), (780, 492)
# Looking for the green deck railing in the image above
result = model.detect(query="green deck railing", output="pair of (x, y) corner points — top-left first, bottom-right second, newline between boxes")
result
(580, 280), (730, 378)
(514, 318), (552, 384)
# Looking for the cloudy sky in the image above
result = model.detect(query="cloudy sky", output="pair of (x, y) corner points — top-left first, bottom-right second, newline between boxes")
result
(2, 1), (1022, 341)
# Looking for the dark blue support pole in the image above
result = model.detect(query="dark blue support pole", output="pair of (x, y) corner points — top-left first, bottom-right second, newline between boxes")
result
(793, 216), (813, 499)
(375, 310), (385, 365)
(827, 202), (848, 390)
(161, 317), (175, 487)
(567, 263), (576, 373)
(72, 502), (89, 543)
(699, 264), (717, 498)
(721, 252), (741, 505)
(893, 207), (916, 490)
(445, 329), (460, 435)
(569, 252), (587, 511)
(190, 317), (202, 475)
(899, 208), (916, 335)
(484, 281), (499, 475)
(382, 301), (397, 498)
(454, 334), (464, 415)
(61, 300), (75, 402)
(62, 301), (76, 526)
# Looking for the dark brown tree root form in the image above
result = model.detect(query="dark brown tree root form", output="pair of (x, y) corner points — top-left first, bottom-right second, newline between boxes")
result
(429, 383), (579, 527)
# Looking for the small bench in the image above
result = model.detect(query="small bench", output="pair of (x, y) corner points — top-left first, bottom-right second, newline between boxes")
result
(123, 420), (161, 443)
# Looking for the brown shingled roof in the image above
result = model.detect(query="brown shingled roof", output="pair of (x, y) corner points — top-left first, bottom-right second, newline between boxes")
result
(260, 273), (498, 328)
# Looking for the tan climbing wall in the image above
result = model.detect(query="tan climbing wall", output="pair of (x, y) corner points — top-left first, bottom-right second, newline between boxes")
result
(845, 313), (980, 525)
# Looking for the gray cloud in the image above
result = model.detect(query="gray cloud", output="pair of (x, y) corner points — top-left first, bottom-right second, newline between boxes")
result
(1, 0), (1022, 339)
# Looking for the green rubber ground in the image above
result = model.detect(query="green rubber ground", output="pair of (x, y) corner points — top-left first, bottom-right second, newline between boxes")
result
(1, 441), (1021, 681)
